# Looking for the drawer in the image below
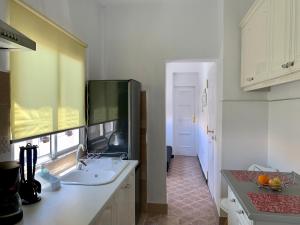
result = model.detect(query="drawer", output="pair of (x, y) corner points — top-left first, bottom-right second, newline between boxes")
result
(228, 187), (253, 225)
(228, 187), (236, 203)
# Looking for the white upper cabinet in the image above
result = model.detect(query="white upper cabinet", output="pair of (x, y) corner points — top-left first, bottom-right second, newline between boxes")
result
(269, 0), (292, 79)
(241, 0), (270, 87)
(292, 0), (300, 73)
(241, 0), (300, 91)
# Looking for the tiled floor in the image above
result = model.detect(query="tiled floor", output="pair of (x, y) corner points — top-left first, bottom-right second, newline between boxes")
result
(144, 156), (219, 225)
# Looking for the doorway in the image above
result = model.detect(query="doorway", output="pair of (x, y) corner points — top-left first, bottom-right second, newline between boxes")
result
(165, 60), (219, 215)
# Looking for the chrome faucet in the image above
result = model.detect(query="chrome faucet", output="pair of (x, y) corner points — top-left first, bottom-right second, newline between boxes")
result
(76, 144), (87, 170)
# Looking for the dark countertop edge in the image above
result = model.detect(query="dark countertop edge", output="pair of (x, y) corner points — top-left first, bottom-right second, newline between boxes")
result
(221, 170), (300, 224)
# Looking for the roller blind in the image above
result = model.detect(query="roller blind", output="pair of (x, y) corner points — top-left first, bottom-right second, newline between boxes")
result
(10, 0), (87, 141)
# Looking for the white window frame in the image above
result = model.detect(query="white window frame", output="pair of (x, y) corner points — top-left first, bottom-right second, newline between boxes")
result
(13, 128), (83, 164)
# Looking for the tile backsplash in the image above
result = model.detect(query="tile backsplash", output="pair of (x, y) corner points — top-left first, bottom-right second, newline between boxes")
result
(0, 136), (10, 154)
(0, 71), (10, 156)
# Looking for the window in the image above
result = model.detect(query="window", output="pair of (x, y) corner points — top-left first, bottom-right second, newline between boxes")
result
(57, 129), (79, 153)
(13, 136), (51, 163)
(87, 121), (115, 140)
(10, 0), (86, 142)
(13, 128), (81, 164)
(104, 121), (115, 135)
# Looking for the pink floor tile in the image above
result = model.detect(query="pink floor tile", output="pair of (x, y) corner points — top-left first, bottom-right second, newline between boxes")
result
(144, 156), (219, 225)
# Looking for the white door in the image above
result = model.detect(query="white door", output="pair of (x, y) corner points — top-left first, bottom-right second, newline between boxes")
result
(173, 86), (196, 156)
(207, 65), (217, 201)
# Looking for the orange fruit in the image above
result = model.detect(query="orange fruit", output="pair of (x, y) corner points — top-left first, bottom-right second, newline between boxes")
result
(257, 174), (269, 185)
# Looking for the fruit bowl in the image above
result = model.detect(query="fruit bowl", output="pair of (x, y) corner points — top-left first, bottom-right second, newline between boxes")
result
(269, 184), (282, 191)
(257, 175), (283, 192)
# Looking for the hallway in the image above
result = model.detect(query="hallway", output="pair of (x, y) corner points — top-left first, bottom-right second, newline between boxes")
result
(144, 156), (219, 225)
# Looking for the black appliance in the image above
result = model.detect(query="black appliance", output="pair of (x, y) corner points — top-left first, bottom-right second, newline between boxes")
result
(0, 161), (23, 225)
(87, 79), (141, 223)
(19, 144), (41, 205)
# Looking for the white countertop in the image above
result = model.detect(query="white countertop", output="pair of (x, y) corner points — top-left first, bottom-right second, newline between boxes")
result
(17, 160), (138, 225)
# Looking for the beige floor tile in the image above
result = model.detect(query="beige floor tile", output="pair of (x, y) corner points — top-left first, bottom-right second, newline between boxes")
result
(144, 156), (219, 225)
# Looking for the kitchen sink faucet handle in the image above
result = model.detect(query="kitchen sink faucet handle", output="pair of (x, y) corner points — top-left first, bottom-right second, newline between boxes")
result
(76, 144), (86, 161)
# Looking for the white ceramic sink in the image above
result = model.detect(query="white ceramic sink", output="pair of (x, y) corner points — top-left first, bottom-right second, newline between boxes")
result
(60, 158), (129, 186)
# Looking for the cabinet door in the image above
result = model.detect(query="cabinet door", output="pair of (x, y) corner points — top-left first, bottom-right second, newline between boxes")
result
(291, 0), (300, 73)
(241, 0), (270, 87)
(94, 200), (117, 225)
(228, 210), (239, 225)
(116, 172), (135, 225)
(269, 0), (292, 79)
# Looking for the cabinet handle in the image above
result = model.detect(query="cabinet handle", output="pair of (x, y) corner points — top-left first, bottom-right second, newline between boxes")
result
(246, 77), (254, 82)
(230, 198), (236, 203)
(236, 210), (244, 215)
(122, 184), (131, 189)
(287, 61), (295, 68)
(282, 63), (289, 69)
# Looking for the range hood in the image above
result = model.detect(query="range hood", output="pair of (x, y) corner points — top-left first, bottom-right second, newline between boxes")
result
(0, 19), (36, 51)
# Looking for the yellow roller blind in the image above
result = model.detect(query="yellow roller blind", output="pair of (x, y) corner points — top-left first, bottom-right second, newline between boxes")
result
(10, 0), (86, 141)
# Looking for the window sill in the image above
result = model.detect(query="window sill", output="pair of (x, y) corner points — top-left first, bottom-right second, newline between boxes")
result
(44, 150), (77, 175)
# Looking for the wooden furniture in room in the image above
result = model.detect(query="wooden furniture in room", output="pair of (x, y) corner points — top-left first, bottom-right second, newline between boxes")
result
(140, 91), (147, 213)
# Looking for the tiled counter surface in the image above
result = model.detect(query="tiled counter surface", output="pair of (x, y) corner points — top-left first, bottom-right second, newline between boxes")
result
(222, 170), (300, 224)
(16, 161), (138, 225)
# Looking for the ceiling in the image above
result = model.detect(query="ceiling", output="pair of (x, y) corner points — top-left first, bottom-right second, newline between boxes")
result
(97, 0), (187, 6)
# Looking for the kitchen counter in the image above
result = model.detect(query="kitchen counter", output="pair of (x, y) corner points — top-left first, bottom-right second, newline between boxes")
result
(17, 160), (138, 225)
(222, 170), (300, 224)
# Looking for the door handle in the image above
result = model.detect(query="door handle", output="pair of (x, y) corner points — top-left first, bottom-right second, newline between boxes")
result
(207, 125), (214, 134)
(192, 115), (196, 123)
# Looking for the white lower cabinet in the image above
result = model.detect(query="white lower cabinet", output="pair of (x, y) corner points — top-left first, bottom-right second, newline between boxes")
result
(94, 171), (135, 225)
(228, 187), (253, 225)
(115, 171), (135, 225)
(95, 201), (117, 225)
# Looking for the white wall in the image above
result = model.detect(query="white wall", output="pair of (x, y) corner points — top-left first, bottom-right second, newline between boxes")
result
(218, 0), (269, 207)
(22, 0), (104, 80)
(165, 64), (173, 147)
(199, 67), (209, 179)
(198, 62), (217, 180)
(0, 0), (103, 160)
(101, 0), (221, 204)
(221, 0), (269, 159)
(267, 81), (300, 173)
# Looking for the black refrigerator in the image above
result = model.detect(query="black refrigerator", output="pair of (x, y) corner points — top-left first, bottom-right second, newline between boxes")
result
(87, 79), (141, 223)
